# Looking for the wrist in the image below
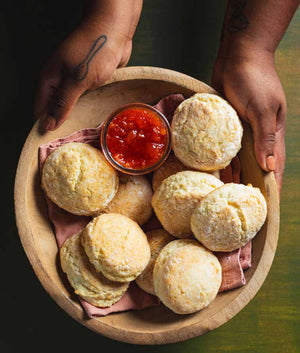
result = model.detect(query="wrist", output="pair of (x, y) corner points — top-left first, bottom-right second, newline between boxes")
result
(216, 36), (275, 64)
(81, 0), (142, 41)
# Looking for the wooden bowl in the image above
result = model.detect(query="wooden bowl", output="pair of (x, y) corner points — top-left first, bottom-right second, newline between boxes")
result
(14, 67), (279, 345)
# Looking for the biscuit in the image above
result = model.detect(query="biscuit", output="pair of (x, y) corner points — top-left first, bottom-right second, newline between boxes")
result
(152, 154), (187, 191)
(151, 171), (223, 238)
(105, 174), (152, 225)
(60, 232), (128, 307)
(153, 239), (222, 314)
(172, 93), (243, 171)
(136, 229), (174, 295)
(81, 213), (151, 282)
(152, 155), (221, 191)
(42, 142), (118, 216)
(191, 183), (267, 252)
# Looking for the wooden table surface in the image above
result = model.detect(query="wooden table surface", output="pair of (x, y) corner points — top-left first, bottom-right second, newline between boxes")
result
(1, 1), (299, 352)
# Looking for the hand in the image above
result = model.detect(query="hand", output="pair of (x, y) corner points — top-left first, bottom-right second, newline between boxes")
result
(34, 1), (142, 131)
(212, 50), (287, 194)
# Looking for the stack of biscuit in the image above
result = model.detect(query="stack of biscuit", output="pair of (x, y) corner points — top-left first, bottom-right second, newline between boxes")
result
(42, 142), (153, 307)
(41, 93), (267, 315)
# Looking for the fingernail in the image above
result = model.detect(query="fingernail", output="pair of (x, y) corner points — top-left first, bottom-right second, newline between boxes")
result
(266, 155), (275, 171)
(43, 117), (56, 131)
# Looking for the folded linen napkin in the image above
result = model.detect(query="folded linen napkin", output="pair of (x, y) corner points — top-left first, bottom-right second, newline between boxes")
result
(39, 94), (251, 317)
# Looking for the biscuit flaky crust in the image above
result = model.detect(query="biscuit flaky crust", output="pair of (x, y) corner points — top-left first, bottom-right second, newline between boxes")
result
(104, 174), (153, 225)
(152, 155), (221, 192)
(152, 154), (187, 191)
(151, 171), (223, 238)
(153, 239), (222, 314)
(172, 93), (243, 171)
(136, 229), (174, 295)
(81, 214), (151, 283)
(191, 183), (267, 252)
(60, 232), (128, 307)
(42, 142), (118, 216)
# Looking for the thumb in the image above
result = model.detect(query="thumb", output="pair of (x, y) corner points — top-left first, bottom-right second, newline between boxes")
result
(249, 110), (277, 173)
(118, 41), (132, 68)
(43, 79), (84, 131)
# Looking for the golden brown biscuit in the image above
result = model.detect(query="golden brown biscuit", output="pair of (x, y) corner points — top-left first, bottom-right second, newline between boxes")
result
(152, 155), (220, 192)
(42, 142), (118, 216)
(81, 213), (151, 282)
(151, 171), (223, 238)
(60, 232), (128, 307)
(172, 93), (243, 171)
(191, 183), (267, 251)
(135, 229), (174, 295)
(153, 239), (222, 314)
(152, 154), (187, 191)
(105, 174), (152, 225)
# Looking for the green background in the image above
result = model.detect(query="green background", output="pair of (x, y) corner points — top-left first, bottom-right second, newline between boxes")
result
(1, 1), (299, 352)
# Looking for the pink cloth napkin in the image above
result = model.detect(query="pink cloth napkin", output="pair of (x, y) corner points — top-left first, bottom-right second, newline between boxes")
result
(79, 282), (159, 316)
(39, 94), (251, 317)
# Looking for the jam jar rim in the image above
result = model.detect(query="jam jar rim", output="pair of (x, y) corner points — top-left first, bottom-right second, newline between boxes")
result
(100, 102), (172, 175)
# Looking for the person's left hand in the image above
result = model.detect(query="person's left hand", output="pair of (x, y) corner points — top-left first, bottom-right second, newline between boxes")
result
(34, 0), (142, 131)
(212, 50), (287, 194)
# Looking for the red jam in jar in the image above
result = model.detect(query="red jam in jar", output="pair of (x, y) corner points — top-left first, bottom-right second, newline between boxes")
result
(104, 105), (170, 172)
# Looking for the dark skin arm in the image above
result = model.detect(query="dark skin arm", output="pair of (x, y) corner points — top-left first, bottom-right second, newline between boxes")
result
(212, 0), (299, 194)
(35, 0), (298, 194)
(34, 0), (143, 131)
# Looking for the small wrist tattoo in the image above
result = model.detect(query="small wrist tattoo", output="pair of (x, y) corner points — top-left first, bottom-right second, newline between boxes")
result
(72, 35), (107, 81)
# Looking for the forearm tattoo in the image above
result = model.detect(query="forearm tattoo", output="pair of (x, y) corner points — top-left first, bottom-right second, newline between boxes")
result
(227, 0), (249, 33)
(72, 35), (107, 81)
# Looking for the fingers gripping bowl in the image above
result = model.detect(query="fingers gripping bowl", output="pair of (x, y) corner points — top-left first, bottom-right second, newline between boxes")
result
(14, 67), (279, 345)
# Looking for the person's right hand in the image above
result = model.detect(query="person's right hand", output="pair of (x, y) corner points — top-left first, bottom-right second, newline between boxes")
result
(212, 50), (287, 194)
(34, 0), (142, 131)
